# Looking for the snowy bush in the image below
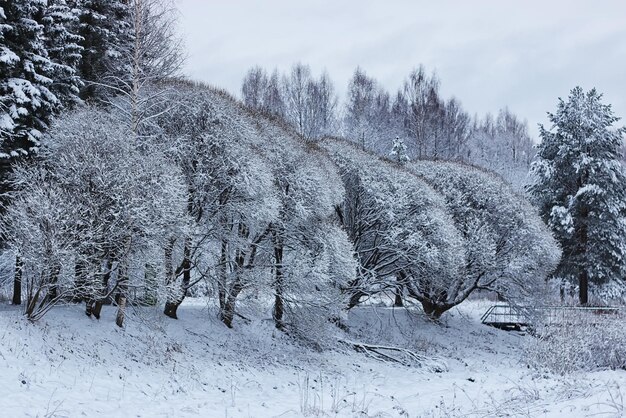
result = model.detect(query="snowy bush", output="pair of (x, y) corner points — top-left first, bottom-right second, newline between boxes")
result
(523, 312), (626, 374)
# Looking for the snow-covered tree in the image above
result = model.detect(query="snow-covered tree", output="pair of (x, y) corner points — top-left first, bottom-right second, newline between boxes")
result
(321, 138), (464, 312)
(42, 0), (83, 107)
(528, 87), (626, 304)
(281, 63), (338, 140)
(0, 0), (59, 158)
(241, 67), (285, 118)
(257, 124), (353, 336)
(2, 108), (187, 322)
(389, 136), (409, 164)
(152, 83), (354, 337)
(242, 64), (338, 141)
(466, 109), (534, 190)
(342, 67), (391, 153)
(74, 0), (132, 101)
(241, 66), (268, 110)
(96, 0), (183, 135)
(411, 161), (560, 316)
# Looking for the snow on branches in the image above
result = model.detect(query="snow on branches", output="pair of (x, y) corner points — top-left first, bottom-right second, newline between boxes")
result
(528, 86), (626, 304)
(1, 80), (561, 334)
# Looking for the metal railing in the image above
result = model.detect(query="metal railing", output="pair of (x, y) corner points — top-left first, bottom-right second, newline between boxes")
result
(481, 304), (620, 329)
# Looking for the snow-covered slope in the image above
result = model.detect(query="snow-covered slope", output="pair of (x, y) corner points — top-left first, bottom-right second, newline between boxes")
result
(1, 300), (624, 417)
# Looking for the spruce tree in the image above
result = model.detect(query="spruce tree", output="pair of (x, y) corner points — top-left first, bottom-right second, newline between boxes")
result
(1, 0), (60, 306)
(42, 0), (83, 107)
(0, 0), (59, 158)
(389, 136), (410, 164)
(74, 0), (131, 101)
(528, 87), (626, 304)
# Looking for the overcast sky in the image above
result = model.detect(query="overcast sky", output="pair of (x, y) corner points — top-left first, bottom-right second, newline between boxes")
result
(176, 0), (626, 138)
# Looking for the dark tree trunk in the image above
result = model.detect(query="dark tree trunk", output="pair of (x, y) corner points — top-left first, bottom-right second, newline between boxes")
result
(92, 259), (112, 320)
(578, 206), (589, 306)
(220, 225), (249, 328)
(394, 291), (403, 307)
(394, 273), (405, 307)
(12, 256), (22, 305)
(85, 299), (95, 317)
(43, 262), (61, 306)
(25, 284), (44, 319)
(579, 269), (589, 306)
(163, 237), (176, 318)
(421, 300), (450, 319)
(218, 239), (228, 311)
(220, 278), (244, 328)
(347, 290), (367, 309)
(115, 264), (128, 327)
(272, 231), (285, 330)
(74, 260), (87, 302)
(164, 237), (191, 319)
(218, 223), (268, 328)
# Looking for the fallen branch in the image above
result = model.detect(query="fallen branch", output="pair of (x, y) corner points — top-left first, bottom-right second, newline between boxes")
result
(339, 339), (447, 373)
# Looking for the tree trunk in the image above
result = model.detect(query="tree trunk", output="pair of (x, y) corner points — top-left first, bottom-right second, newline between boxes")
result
(164, 237), (191, 319)
(43, 262), (61, 306)
(578, 206), (589, 306)
(144, 263), (157, 306)
(115, 295), (127, 327)
(394, 291), (403, 307)
(579, 269), (589, 306)
(115, 264), (128, 327)
(25, 283), (43, 319)
(220, 278), (244, 328)
(163, 237), (176, 318)
(93, 259), (113, 320)
(74, 259), (87, 302)
(218, 223), (268, 328)
(218, 239), (228, 311)
(347, 290), (367, 309)
(164, 237), (174, 286)
(272, 231), (285, 330)
(12, 256), (22, 305)
(220, 228), (247, 328)
(421, 300), (449, 319)
(394, 273), (404, 307)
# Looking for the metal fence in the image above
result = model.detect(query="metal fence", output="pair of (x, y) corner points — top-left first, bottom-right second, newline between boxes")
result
(481, 304), (621, 329)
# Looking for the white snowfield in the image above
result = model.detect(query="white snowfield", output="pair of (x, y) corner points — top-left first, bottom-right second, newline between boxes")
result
(0, 299), (624, 417)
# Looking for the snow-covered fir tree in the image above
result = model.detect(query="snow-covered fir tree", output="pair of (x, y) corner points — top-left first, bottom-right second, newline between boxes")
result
(389, 136), (409, 164)
(0, 0), (59, 158)
(42, 0), (83, 107)
(74, 0), (132, 101)
(528, 86), (626, 304)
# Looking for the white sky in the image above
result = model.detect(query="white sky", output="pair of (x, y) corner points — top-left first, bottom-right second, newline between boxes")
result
(176, 0), (626, 138)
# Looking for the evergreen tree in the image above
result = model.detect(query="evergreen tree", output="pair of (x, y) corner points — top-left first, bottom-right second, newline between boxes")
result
(42, 0), (83, 107)
(389, 136), (409, 164)
(74, 0), (131, 101)
(0, 0), (59, 158)
(528, 87), (626, 304)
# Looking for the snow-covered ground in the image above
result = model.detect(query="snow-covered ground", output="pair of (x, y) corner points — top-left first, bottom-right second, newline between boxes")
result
(0, 299), (624, 417)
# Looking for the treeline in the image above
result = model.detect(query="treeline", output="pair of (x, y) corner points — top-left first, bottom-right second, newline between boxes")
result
(241, 64), (535, 189)
(1, 81), (560, 335)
